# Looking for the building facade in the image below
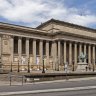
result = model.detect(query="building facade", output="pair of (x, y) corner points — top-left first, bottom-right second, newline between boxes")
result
(0, 19), (96, 72)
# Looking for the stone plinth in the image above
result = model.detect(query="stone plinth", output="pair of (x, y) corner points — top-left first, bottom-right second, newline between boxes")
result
(77, 62), (88, 71)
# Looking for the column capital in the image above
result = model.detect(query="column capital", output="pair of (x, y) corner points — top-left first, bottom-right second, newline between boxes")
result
(46, 40), (49, 43)
(74, 42), (78, 44)
(10, 35), (14, 38)
(64, 40), (67, 43)
(33, 38), (36, 41)
(40, 39), (43, 42)
(84, 43), (87, 45)
(79, 42), (82, 45)
(26, 37), (30, 40)
(92, 44), (95, 47)
(18, 36), (22, 39)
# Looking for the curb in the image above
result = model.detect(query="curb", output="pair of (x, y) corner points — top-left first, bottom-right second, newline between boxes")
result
(26, 77), (96, 85)
(0, 86), (96, 95)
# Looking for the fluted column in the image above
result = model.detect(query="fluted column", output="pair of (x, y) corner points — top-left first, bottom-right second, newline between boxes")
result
(10, 37), (14, 63)
(74, 42), (77, 65)
(79, 43), (82, 62)
(46, 41), (49, 65)
(52, 41), (57, 70)
(64, 41), (66, 64)
(26, 38), (29, 64)
(92, 45), (95, 64)
(84, 44), (87, 63)
(88, 44), (91, 64)
(69, 42), (72, 65)
(33, 39), (36, 64)
(0, 36), (1, 57)
(18, 37), (22, 64)
(58, 41), (61, 65)
(40, 40), (43, 65)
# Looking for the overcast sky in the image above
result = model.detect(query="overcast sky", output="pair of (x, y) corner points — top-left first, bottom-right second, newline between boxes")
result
(0, 0), (96, 29)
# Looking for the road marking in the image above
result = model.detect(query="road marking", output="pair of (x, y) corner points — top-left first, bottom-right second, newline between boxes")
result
(1, 86), (96, 95)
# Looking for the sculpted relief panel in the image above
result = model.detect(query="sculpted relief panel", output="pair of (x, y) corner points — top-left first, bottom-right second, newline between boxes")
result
(2, 35), (11, 63)
(2, 35), (11, 54)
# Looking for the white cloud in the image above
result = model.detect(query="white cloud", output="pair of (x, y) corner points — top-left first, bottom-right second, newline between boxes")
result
(0, 0), (96, 28)
(66, 15), (96, 26)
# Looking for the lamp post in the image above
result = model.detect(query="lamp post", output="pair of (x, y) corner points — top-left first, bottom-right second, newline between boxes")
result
(17, 60), (20, 72)
(28, 58), (30, 73)
(10, 61), (12, 72)
(42, 57), (45, 73)
(93, 59), (95, 72)
(72, 60), (74, 71)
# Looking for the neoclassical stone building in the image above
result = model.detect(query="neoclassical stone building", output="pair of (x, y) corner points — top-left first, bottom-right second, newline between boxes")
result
(0, 19), (96, 72)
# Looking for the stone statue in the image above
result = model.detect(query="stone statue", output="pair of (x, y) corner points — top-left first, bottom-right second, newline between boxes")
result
(78, 52), (87, 62)
(21, 56), (25, 64)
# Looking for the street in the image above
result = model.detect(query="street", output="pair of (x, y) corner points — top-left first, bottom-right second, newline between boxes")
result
(10, 89), (96, 96)
(0, 78), (96, 95)
(0, 78), (96, 92)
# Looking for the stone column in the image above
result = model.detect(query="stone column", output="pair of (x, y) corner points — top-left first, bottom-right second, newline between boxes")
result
(10, 36), (14, 63)
(57, 40), (60, 70)
(64, 41), (66, 64)
(46, 41), (49, 66)
(74, 42), (77, 65)
(69, 42), (72, 65)
(40, 40), (43, 65)
(84, 44), (87, 63)
(0, 36), (1, 57)
(52, 41), (57, 70)
(88, 44), (91, 64)
(26, 38), (29, 64)
(0, 36), (1, 65)
(18, 37), (22, 64)
(33, 39), (36, 64)
(92, 45), (95, 64)
(79, 43), (82, 62)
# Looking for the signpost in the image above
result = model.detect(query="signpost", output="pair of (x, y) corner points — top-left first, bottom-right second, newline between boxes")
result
(42, 57), (45, 73)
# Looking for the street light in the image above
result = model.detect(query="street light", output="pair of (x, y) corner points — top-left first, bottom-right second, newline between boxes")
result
(93, 59), (95, 72)
(42, 57), (45, 73)
(10, 61), (12, 72)
(72, 60), (74, 71)
(17, 60), (20, 72)
(28, 58), (30, 73)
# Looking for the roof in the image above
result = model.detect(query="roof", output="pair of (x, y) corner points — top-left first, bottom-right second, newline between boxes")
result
(0, 21), (47, 34)
(36, 19), (96, 32)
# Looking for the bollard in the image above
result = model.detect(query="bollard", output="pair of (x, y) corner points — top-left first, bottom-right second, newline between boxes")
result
(18, 60), (20, 72)
(42, 59), (45, 73)
(10, 62), (12, 72)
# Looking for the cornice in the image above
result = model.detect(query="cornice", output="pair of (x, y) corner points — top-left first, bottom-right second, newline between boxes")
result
(0, 21), (96, 42)
(0, 22), (49, 35)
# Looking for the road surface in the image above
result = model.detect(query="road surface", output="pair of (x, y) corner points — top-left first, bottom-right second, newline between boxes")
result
(1, 78), (96, 95)
(11, 89), (96, 96)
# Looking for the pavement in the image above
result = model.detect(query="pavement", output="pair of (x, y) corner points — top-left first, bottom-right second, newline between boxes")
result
(0, 76), (96, 95)
(0, 70), (96, 95)
(0, 76), (96, 86)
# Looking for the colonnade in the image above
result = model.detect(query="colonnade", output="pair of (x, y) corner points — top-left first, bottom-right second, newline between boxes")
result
(11, 36), (96, 70)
